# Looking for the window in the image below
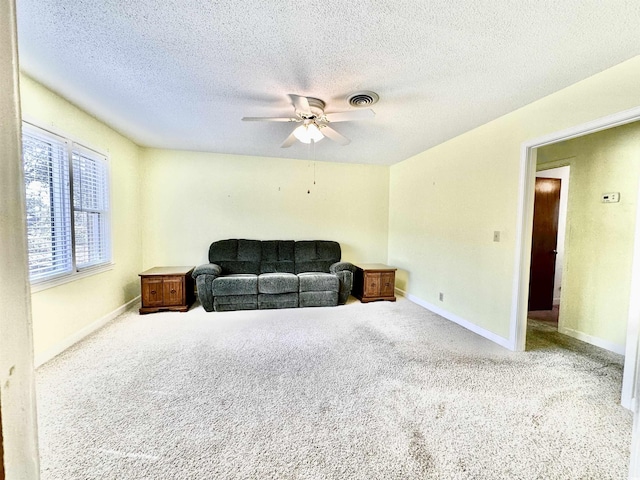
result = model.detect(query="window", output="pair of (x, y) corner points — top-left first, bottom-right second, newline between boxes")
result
(72, 147), (110, 269)
(22, 123), (111, 284)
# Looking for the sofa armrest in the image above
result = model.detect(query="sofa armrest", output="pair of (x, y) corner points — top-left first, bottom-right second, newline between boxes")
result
(192, 263), (222, 312)
(193, 263), (222, 278)
(330, 261), (356, 274)
(330, 262), (355, 305)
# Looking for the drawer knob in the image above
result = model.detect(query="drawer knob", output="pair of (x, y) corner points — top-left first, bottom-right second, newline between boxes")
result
(171, 289), (176, 294)
(150, 290), (156, 295)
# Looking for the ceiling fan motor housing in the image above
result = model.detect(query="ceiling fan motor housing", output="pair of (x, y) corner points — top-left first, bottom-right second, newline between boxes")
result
(304, 97), (326, 118)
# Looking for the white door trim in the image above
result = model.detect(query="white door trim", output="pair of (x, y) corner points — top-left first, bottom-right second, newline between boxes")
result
(631, 344), (640, 479)
(0, 0), (41, 476)
(510, 105), (640, 411)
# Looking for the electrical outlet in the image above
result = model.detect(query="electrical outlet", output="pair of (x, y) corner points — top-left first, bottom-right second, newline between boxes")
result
(439, 292), (444, 301)
(493, 231), (500, 242)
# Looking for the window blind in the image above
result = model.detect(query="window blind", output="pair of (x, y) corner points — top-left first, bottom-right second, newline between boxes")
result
(72, 148), (110, 269)
(22, 127), (73, 281)
(22, 122), (112, 284)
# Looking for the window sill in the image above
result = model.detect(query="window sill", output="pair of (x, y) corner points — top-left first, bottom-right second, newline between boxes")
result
(30, 262), (115, 293)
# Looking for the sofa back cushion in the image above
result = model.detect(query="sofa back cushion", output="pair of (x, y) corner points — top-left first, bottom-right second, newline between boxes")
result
(294, 241), (341, 274)
(209, 239), (262, 274)
(260, 240), (295, 273)
(208, 239), (341, 275)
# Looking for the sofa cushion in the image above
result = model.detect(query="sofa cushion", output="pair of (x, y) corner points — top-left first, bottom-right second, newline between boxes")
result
(212, 274), (258, 296)
(258, 273), (298, 294)
(258, 293), (298, 309)
(299, 291), (338, 307)
(294, 240), (341, 274)
(298, 272), (339, 292)
(214, 295), (258, 312)
(260, 240), (295, 273)
(209, 239), (261, 274)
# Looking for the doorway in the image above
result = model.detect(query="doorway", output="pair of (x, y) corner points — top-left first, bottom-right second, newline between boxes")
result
(527, 167), (570, 330)
(529, 123), (639, 359)
(513, 110), (640, 411)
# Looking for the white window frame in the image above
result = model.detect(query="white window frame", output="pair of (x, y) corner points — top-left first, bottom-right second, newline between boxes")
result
(22, 121), (113, 292)
(71, 144), (112, 271)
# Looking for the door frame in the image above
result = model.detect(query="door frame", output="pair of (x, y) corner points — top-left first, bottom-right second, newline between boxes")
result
(632, 336), (640, 478)
(0, 0), (41, 477)
(510, 105), (640, 410)
(1, 397), (4, 480)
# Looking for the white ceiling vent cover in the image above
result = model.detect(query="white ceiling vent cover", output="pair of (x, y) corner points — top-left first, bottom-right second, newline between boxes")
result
(347, 91), (379, 107)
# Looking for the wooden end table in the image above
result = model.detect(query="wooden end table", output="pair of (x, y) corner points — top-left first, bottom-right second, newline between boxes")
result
(353, 263), (397, 303)
(139, 266), (195, 314)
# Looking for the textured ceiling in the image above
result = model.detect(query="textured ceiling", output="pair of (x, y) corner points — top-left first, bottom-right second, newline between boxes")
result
(16, 0), (640, 165)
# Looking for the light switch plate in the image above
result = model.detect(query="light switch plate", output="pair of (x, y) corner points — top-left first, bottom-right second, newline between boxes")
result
(493, 231), (500, 242)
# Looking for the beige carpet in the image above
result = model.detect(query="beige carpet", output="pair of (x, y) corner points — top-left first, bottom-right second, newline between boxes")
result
(528, 305), (560, 328)
(36, 298), (632, 479)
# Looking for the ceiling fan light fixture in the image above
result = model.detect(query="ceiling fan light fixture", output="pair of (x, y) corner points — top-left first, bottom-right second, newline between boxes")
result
(293, 123), (324, 144)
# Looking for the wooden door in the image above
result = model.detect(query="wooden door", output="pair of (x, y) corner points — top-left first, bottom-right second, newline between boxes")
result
(163, 278), (183, 306)
(142, 277), (163, 306)
(364, 273), (381, 296)
(528, 177), (561, 310)
(380, 272), (395, 297)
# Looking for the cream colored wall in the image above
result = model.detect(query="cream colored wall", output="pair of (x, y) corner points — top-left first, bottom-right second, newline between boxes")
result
(389, 56), (640, 340)
(141, 149), (389, 268)
(536, 122), (640, 349)
(19, 75), (143, 356)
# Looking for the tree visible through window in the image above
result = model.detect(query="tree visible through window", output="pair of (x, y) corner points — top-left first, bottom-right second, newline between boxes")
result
(22, 123), (111, 283)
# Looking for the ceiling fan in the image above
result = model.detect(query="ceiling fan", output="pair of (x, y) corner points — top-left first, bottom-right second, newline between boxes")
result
(242, 94), (376, 148)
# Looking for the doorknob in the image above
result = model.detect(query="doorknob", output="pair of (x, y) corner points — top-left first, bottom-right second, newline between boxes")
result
(552, 250), (558, 254)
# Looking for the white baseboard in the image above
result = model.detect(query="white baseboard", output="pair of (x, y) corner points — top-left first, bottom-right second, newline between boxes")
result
(558, 326), (626, 355)
(34, 295), (141, 368)
(395, 288), (512, 349)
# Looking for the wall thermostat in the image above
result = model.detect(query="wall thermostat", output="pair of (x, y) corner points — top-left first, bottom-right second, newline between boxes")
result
(602, 192), (620, 203)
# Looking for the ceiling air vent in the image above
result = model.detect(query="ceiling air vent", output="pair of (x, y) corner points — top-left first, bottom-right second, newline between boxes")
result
(347, 91), (379, 107)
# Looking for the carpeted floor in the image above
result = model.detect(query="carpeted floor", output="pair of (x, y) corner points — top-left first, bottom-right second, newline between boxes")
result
(528, 305), (560, 328)
(36, 298), (632, 479)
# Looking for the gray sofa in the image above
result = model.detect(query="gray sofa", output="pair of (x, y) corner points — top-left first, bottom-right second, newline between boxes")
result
(193, 239), (356, 312)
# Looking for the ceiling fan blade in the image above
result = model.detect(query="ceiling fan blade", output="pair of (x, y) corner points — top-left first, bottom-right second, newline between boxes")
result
(324, 109), (375, 122)
(289, 94), (311, 114)
(280, 129), (298, 148)
(321, 125), (350, 146)
(242, 116), (298, 122)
